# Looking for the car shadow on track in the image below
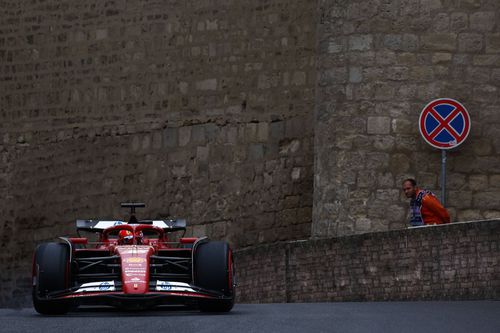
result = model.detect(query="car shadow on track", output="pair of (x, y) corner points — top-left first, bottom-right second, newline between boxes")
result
(37, 305), (243, 318)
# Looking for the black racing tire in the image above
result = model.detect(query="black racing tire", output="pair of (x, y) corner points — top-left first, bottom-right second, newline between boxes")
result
(32, 242), (72, 315)
(194, 241), (235, 312)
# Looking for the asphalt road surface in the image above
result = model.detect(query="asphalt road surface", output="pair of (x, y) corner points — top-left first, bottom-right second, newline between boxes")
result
(1, 302), (499, 333)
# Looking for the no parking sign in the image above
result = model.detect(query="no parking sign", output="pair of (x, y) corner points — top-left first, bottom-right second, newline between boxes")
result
(418, 98), (471, 207)
(419, 98), (471, 149)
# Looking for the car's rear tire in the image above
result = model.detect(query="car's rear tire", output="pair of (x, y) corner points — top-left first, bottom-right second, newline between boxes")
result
(32, 242), (72, 315)
(194, 241), (235, 312)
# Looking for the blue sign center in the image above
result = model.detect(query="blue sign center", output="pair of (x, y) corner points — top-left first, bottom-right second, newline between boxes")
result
(424, 104), (465, 144)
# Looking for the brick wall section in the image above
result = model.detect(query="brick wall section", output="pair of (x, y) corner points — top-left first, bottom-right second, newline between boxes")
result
(235, 243), (288, 303)
(235, 220), (500, 302)
(0, 1), (316, 306)
(314, 0), (500, 237)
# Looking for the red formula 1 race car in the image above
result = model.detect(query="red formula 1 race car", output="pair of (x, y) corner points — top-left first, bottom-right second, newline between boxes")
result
(32, 203), (235, 315)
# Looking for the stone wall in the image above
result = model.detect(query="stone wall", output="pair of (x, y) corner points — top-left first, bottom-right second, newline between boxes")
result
(2, 0), (500, 308)
(314, 0), (500, 237)
(236, 220), (500, 302)
(0, 0), (317, 306)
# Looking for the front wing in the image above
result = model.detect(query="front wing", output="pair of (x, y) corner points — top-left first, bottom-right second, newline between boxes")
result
(35, 281), (231, 308)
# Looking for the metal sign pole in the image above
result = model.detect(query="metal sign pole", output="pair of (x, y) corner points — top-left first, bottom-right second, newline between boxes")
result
(419, 99), (470, 208)
(441, 149), (446, 206)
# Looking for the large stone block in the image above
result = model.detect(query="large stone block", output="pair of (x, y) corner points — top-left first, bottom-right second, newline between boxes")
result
(472, 138), (493, 156)
(257, 123), (269, 142)
(432, 52), (452, 64)
(195, 78), (217, 90)
(485, 34), (500, 53)
(366, 152), (390, 169)
(448, 190), (473, 208)
(410, 66), (435, 82)
(248, 144), (264, 160)
(484, 210), (500, 219)
(374, 83), (396, 100)
(292, 71), (307, 86)
(456, 209), (483, 221)
(270, 121), (285, 140)
(472, 55), (500, 66)
(474, 85), (497, 102)
(386, 204), (406, 222)
(421, 34), (457, 51)
(488, 175), (500, 189)
(465, 67), (491, 82)
(386, 66), (409, 81)
(354, 217), (372, 233)
(349, 35), (373, 51)
(191, 124), (206, 144)
(390, 154), (411, 173)
(178, 126), (191, 147)
(383, 34), (418, 51)
(373, 136), (395, 151)
(349, 66), (363, 83)
(196, 146), (209, 162)
(472, 192), (500, 210)
(458, 33), (484, 53)
(327, 37), (346, 54)
(470, 12), (496, 32)
(391, 118), (413, 134)
(375, 189), (400, 201)
(367, 117), (391, 134)
(319, 67), (348, 85)
(432, 13), (450, 32)
(450, 12), (468, 32)
(468, 174), (488, 191)
(164, 128), (178, 148)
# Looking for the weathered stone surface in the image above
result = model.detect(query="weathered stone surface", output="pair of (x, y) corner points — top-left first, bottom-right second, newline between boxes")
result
(314, 0), (500, 239)
(421, 34), (457, 51)
(486, 34), (500, 54)
(470, 12), (496, 32)
(458, 33), (484, 53)
(2, 0), (500, 308)
(432, 52), (453, 64)
(178, 127), (191, 147)
(367, 117), (391, 134)
(349, 66), (363, 83)
(383, 34), (419, 52)
(473, 192), (500, 210)
(468, 174), (488, 191)
(457, 209), (483, 221)
(373, 136), (395, 151)
(391, 118), (413, 134)
(349, 35), (373, 51)
(450, 14), (468, 32)
(0, 0), (317, 307)
(448, 190), (473, 208)
(196, 79), (217, 91)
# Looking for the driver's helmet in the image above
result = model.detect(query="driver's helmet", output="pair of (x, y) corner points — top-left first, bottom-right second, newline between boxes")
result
(135, 231), (144, 244)
(118, 230), (134, 245)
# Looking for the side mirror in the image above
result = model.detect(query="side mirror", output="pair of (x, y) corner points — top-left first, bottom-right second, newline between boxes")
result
(166, 219), (186, 229)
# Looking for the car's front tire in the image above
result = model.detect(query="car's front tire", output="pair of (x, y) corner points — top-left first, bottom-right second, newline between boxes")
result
(32, 242), (72, 315)
(194, 241), (235, 312)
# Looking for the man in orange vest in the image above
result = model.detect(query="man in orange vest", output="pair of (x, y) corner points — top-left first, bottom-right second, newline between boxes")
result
(402, 178), (450, 226)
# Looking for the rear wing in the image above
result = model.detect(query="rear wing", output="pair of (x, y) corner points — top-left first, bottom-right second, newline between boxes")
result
(76, 219), (187, 233)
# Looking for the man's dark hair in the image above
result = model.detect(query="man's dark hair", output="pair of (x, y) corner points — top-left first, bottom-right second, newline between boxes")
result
(402, 178), (417, 186)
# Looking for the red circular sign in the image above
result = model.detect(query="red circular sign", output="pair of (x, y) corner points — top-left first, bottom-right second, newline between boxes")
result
(419, 98), (471, 150)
